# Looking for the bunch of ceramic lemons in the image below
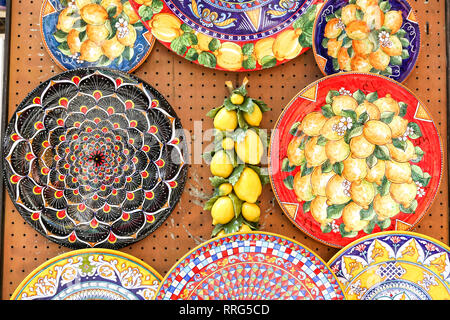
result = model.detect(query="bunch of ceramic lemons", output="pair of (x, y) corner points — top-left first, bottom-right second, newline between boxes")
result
(142, 3), (318, 70)
(203, 78), (270, 237)
(322, 0), (411, 76)
(283, 88), (431, 238)
(54, 0), (148, 65)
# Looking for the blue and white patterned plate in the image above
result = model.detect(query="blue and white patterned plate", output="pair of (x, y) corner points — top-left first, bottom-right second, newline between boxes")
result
(40, 0), (155, 72)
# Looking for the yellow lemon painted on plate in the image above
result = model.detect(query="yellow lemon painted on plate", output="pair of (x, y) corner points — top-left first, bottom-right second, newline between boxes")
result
(350, 180), (375, 209)
(234, 167), (262, 203)
(101, 36), (125, 60)
(355, 0), (378, 12)
(342, 202), (370, 232)
(332, 95), (359, 116)
(254, 37), (275, 65)
(353, 38), (374, 56)
(363, 5), (385, 30)
(355, 100), (381, 121)
(117, 25), (137, 47)
(196, 32), (214, 51)
(327, 38), (343, 59)
(324, 18), (344, 39)
(79, 39), (104, 62)
(321, 116), (345, 141)
(80, 3), (109, 26)
(343, 156), (367, 182)
(337, 47), (352, 71)
(351, 54), (373, 73)
(235, 129), (264, 165)
(150, 13), (182, 42)
(213, 107), (238, 131)
(366, 159), (386, 185)
(384, 10), (403, 35)
(381, 35), (403, 56)
(326, 175), (352, 205)
(75, 0), (91, 10)
(273, 29), (303, 61)
(210, 150), (234, 178)
(57, 8), (79, 33)
(211, 196), (235, 225)
(363, 120), (392, 145)
(373, 94), (400, 115)
(101, 0), (123, 17)
(216, 42), (244, 71)
(311, 166), (335, 197)
(293, 171), (315, 202)
(305, 136), (328, 167)
(346, 20), (370, 40)
(310, 196), (332, 227)
(301, 112), (327, 137)
(385, 160), (413, 184)
(373, 193), (400, 220)
(390, 181), (417, 208)
(325, 139), (350, 164)
(86, 24), (110, 44)
(350, 134), (375, 159)
(341, 4), (360, 25)
(67, 29), (82, 54)
(122, 1), (140, 24)
(242, 202), (261, 222)
(287, 135), (306, 167)
(369, 48), (390, 71)
(387, 140), (416, 163)
(388, 115), (408, 139)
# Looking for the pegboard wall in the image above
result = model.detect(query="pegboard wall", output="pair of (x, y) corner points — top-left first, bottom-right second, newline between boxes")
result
(1, 0), (448, 299)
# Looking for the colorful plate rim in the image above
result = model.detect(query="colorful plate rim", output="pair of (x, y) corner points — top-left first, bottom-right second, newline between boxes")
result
(10, 248), (163, 300)
(2, 67), (188, 249)
(40, 0), (156, 73)
(155, 231), (347, 300)
(268, 72), (444, 249)
(129, 0), (321, 72)
(326, 230), (450, 299)
(311, 0), (421, 83)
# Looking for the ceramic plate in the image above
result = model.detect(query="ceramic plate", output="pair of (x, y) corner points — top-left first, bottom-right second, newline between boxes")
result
(129, 0), (322, 71)
(11, 249), (163, 300)
(328, 231), (450, 300)
(40, 0), (156, 72)
(269, 72), (442, 248)
(155, 232), (346, 300)
(312, 0), (420, 82)
(3, 68), (187, 249)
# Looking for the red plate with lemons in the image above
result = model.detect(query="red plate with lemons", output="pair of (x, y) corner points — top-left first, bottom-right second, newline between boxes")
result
(269, 72), (443, 248)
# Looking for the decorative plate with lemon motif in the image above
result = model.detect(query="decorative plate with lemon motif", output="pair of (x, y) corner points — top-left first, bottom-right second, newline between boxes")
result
(11, 249), (163, 300)
(41, 0), (156, 72)
(312, 0), (420, 83)
(269, 73), (442, 248)
(328, 231), (450, 300)
(3, 68), (187, 249)
(129, 0), (322, 71)
(155, 232), (346, 300)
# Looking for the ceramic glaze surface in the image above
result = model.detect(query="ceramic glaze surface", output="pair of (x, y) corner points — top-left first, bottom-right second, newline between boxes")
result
(11, 249), (162, 300)
(269, 73), (442, 248)
(328, 232), (450, 300)
(3, 68), (187, 249)
(156, 232), (346, 300)
(130, 0), (322, 71)
(41, 0), (155, 72)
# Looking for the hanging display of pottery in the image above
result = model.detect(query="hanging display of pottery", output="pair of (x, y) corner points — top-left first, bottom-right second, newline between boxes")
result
(3, 68), (187, 249)
(269, 72), (442, 248)
(10, 249), (163, 300)
(40, 0), (156, 72)
(129, 0), (323, 71)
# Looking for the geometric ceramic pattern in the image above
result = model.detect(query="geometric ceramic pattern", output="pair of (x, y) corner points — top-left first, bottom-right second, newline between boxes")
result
(328, 231), (450, 300)
(129, 0), (322, 71)
(3, 68), (187, 249)
(312, 0), (420, 83)
(155, 232), (346, 300)
(40, 0), (155, 72)
(269, 72), (443, 248)
(10, 249), (163, 300)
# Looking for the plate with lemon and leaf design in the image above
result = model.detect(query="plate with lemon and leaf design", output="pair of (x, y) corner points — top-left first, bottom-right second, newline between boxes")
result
(312, 0), (420, 83)
(129, 0), (323, 71)
(40, 0), (156, 72)
(269, 72), (442, 248)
